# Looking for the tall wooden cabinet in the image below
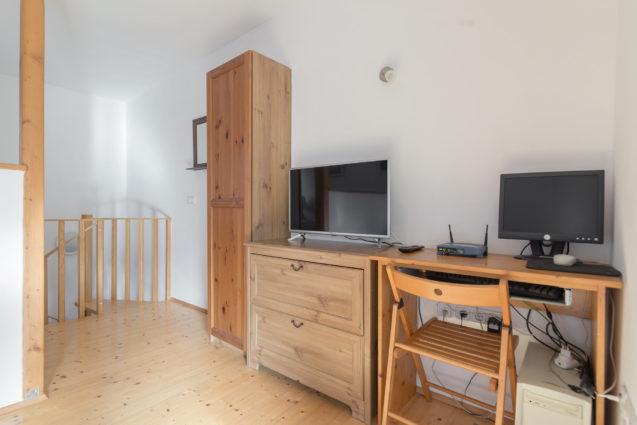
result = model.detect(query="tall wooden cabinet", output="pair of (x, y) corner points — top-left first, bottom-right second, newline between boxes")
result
(207, 51), (291, 350)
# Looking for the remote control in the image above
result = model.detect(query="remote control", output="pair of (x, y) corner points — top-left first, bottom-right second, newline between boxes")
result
(398, 245), (424, 253)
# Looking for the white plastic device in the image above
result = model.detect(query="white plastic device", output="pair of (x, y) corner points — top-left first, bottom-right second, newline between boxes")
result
(516, 343), (591, 425)
(553, 254), (577, 266)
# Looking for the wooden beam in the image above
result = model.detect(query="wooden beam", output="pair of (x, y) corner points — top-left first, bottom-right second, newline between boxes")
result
(20, 0), (45, 400)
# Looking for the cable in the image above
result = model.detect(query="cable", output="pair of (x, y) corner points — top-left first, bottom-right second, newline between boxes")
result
(525, 309), (559, 353)
(343, 235), (402, 247)
(519, 242), (531, 256)
(431, 361), (494, 420)
(512, 305), (552, 337)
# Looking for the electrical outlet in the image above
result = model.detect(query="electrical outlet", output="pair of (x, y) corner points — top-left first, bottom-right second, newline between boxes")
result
(436, 302), (501, 326)
(620, 386), (637, 425)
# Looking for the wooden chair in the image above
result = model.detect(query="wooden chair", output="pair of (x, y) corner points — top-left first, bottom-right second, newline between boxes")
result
(381, 266), (516, 425)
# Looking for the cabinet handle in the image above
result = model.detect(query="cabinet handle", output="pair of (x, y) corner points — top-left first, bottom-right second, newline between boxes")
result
(291, 319), (304, 328)
(290, 263), (303, 272)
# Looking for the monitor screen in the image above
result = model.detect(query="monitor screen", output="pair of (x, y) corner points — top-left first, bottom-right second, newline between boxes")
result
(290, 160), (389, 237)
(498, 170), (604, 243)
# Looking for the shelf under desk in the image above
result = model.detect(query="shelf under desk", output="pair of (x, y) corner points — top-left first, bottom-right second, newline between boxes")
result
(371, 247), (621, 425)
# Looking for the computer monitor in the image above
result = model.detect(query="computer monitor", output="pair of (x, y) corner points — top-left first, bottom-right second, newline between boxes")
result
(498, 170), (604, 258)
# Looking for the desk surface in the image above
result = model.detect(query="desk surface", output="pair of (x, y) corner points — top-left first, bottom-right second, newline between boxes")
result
(371, 248), (621, 290)
(246, 240), (621, 290)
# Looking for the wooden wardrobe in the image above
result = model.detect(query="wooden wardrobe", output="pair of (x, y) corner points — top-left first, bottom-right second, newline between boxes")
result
(206, 51), (291, 350)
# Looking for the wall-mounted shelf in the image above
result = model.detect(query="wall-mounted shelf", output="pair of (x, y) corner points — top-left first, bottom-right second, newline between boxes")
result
(186, 164), (207, 171)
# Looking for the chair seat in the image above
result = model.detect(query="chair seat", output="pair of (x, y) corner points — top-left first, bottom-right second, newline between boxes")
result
(395, 318), (503, 378)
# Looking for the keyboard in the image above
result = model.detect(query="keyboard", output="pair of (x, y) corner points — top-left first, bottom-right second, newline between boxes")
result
(422, 270), (565, 303)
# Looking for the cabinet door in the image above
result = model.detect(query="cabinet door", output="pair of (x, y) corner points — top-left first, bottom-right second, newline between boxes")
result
(207, 52), (252, 350)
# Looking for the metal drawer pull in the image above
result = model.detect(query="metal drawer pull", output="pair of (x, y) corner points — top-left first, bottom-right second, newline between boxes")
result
(290, 263), (303, 272)
(291, 319), (304, 328)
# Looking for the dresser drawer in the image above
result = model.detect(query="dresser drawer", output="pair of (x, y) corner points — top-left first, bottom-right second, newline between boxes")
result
(250, 254), (364, 335)
(252, 306), (363, 399)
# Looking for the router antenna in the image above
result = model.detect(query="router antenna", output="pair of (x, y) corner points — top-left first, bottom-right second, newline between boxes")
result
(448, 224), (454, 244)
(484, 224), (489, 247)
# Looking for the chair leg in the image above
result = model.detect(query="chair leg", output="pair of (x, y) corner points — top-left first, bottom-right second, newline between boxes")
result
(381, 302), (400, 425)
(508, 335), (517, 415)
(494, 327), (510, 425)
(411, 352), (432, 401)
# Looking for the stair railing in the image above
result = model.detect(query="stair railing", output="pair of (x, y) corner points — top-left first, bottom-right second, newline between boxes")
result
(44, 215), (172, 322)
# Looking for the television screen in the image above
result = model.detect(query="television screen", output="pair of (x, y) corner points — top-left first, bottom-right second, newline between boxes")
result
(290, 160), (389, 237)
(498, 170), (604, 243)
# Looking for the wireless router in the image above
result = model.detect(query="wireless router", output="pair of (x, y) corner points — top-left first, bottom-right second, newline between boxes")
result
(437, 224), (489, 258)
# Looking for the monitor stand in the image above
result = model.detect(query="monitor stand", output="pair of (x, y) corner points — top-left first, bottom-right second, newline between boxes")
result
(514, 240), (565, 260)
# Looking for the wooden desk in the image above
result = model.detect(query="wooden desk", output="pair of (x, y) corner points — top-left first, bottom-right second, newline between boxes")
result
(371, 248), (621, 425)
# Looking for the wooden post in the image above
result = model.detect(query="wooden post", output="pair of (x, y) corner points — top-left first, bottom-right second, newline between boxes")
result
(82, 214), (93, 304)
(152, 219), (158, 302)
(96, 220), (104, 314)
(124, 218), (130, 301)
(125, 220), (130, 301)
(78, 220), (86, 318)
(57, 221), (65, 322)
(138, 219), (144, 302)
(43, 259), (47, 325)
(166, 218), (171, 300)
(20, 0), (45, 400)
(111, 219), (117, 301)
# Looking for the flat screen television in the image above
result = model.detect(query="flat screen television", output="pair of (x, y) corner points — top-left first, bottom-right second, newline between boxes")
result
(289, 160), (389, 238)
(498, 170), (604, 257)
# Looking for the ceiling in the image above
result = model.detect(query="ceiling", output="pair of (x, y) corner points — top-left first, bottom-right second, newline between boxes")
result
(0, 0), (296, 100)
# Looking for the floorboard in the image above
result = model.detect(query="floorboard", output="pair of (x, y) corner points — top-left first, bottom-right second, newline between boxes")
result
(0, 300), (498, 425)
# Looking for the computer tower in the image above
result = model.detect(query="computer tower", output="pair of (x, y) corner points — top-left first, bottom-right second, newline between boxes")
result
(515, 342), (592, 425)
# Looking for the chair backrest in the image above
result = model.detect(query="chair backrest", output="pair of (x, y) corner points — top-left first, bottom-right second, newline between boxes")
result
(386, 266), (511, 326)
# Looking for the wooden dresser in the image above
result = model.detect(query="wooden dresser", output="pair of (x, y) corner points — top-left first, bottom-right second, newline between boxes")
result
(245, 239), (388, 424)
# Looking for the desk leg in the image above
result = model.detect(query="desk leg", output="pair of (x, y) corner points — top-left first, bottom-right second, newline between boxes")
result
(593, 287), (607, 425)
(377, 262), (417, 419)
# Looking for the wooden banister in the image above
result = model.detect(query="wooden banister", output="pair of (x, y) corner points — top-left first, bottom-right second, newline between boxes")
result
(44, 215), (172, 321)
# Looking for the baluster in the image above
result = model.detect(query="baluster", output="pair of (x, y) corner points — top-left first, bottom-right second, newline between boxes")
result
(152, 218), (158, 303)
(78, 219), (86, 318)
(97, 220), (104, 314)
(166, 218), (172, 301)
(138, 219), (144, 302)
(125, 219), (130, 301)
(111, 219), (117, 301)
(58, 221), (65, 322)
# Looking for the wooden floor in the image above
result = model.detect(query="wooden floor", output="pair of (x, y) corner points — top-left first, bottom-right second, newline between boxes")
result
(0, 301), (496, 425)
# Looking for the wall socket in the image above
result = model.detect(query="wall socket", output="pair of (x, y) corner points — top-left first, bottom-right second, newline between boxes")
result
(620, 386), (637, 425)
(436, 302), (502, 326)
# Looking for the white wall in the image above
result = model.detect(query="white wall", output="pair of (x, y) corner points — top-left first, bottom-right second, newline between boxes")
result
(0, 169), (24, 408)
(126, 0), (617, 306)
(0, 74), (19, 163)
(0, 73), (128, 321)
(43, 83), (128, 320)
(612, 0), (637, 420)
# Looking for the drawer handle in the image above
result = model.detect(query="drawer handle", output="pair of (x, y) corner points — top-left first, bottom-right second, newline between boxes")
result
(290, 263), (303, 272)
(291, 319), (304, 328)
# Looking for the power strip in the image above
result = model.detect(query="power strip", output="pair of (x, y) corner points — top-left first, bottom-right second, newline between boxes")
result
(436, 302), (502, 326)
